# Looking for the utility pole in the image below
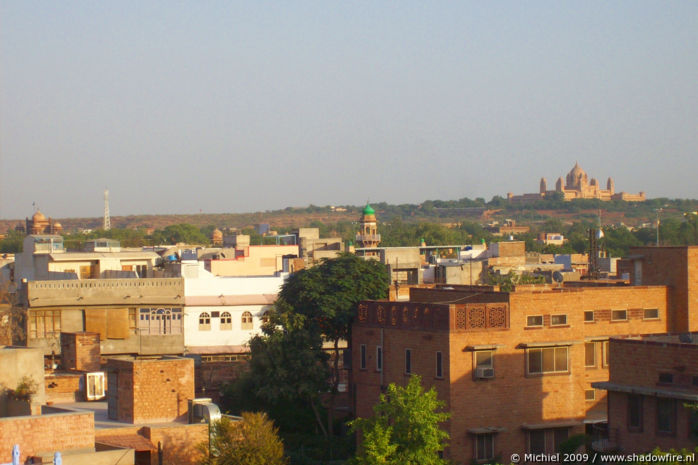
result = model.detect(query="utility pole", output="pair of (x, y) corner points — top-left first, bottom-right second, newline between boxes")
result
(104, 189), (111, 231)
(655, 208), (663, 246)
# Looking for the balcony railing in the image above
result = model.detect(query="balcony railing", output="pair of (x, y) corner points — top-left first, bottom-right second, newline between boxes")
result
(355, 234), (381, 242)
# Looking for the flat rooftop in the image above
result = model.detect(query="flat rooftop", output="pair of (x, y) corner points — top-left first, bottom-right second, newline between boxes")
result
(51, 402), (188, 429)
(615, 332), (698, 346)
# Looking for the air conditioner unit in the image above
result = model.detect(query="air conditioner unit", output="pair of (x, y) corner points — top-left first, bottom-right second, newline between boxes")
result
(475, 367), (495, 379)
(85, 372), (106, 401)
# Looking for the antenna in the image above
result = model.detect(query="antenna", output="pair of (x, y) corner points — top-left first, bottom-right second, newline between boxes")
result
(104, 189), (111, 231)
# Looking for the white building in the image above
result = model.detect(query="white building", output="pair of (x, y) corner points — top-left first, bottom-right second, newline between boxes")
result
(180, 261), (286, 355)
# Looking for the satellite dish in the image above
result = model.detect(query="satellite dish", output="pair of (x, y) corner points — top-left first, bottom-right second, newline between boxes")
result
(679, 333), (693, 343)
(553, 271), (564, 283)
(596, 228), (605, 239)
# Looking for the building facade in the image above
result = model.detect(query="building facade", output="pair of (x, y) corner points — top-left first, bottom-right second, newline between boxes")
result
(353, 281), (672, 463)
(593, 334), (698, 452)
(180, 261), (284, 355)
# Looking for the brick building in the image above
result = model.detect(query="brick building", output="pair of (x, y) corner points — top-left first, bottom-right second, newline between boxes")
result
(352, 281), (673, 463)
(621, 246), (698, 333)
(593, 334), (698, 452)
(106, 357), (194, 424)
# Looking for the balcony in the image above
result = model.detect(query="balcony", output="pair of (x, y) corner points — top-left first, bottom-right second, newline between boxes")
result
(355, 234), (381, 243)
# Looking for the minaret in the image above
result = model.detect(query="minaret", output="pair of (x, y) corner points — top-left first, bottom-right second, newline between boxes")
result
(104, 189), (111, 231)
(539, 178), (547, 194)
(356, 204), (380, 256)
(607, 177), (615, 195)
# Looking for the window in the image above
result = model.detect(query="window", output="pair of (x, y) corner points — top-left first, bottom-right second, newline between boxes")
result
(241, 311), (253, 330)
(136, 264), (147, 278)
(527, 347), (568, 375)
(128, 308), (137, 330)
(658, 373), (674, 384)
(585, 389), (596, 401)
(473, 350), (495, 379)
(261, 311), (270, 324)
(198, 312), (211, 331)
(376, 346), (382, 372)
(553, 428), (569, 450)
(220, 311), (232, 330)
(527, 315), (543, 327)
(528, 428), (569, 453)
(602, 340), (610, 367)
(657, 398), (676, 435)
(551, 314), (567, 326)
(29, 310), (61, 339)
(528, 430), (545, 453)
(405, 349), (412, 374)
(628, 394), (643, 431)
(360, 344), (366, 370)
(584, 310), (595, 322)
(139, 308), (182, 335)
(689, 408), (698, 439)
(643, 308), (659, 320)
(585, 342), (597, 367)
(436, 351), (443, 378)
(611, 309), (628, 321)
(474, 433), (494, 461)
(475, 350), (493, 369)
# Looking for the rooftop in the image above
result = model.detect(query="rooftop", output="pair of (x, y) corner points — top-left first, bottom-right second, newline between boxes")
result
(613, 332), (698, 347)
(50, 402), (188, 429)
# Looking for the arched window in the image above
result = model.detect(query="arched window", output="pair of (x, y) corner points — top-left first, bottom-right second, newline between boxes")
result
(241, 311), (253, 330)
(221, 311), (232, 330)
(199, 312), (211, 331)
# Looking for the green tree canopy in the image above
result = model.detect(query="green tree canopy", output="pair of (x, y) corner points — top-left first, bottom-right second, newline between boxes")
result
(243, 310), (330, 435)
(151, 223), (210, 245)
(277, 253), (390, 435)
(349, 375), (450, 465)
(278, 253), (390, 344)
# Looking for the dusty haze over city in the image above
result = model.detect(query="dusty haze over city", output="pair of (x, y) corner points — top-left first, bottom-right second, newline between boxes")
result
(1, 2), (696, 219)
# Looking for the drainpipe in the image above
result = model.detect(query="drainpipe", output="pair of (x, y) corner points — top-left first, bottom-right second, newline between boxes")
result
(380, 328), (384, 388)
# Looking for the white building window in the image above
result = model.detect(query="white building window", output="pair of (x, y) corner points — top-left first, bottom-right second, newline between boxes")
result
(220, 311), (232, 330)
(199, 312), (211, 331)
(241, 311), (253, 330)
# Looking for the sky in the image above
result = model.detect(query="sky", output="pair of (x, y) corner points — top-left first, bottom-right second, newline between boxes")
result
(1, 1), (697, 219)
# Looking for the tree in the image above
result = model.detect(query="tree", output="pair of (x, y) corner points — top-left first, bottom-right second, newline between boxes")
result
(487, 269), (545, 292)
(201, 412), (288, 465)
(349, 375), (450, 465)
(0, 230), (24, 253)
(151, 223), (209, 245)
(277, 253), (390, 434)
(242, 310), (331, 436)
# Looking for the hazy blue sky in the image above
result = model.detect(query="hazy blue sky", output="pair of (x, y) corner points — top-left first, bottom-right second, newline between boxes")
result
(1, 1), (696, 219)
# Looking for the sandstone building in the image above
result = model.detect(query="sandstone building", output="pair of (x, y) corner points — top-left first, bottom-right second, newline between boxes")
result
(507, 162), (646, 203)
(352, 246), (698, 462)
(593, 333), (698, 452)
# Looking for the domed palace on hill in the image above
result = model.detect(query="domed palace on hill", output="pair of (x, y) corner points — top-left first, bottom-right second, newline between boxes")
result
(18, 210), (63, 235)
(507, 162), (646, 204)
